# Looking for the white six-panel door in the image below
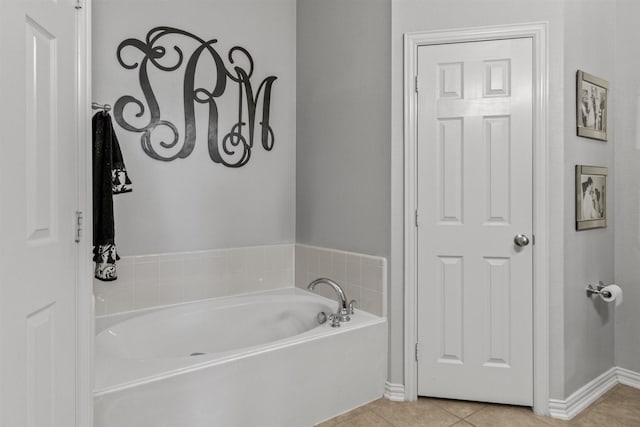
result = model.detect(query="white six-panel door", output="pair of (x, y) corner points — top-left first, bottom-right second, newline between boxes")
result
(416, 38), (533, 405)
(0, 0), (80, 425)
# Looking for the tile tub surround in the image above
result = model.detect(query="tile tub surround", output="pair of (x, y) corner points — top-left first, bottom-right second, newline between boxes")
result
(295, 244), (387, 317)
(94, 243), (386, 317)
(93, 244), (294, 316)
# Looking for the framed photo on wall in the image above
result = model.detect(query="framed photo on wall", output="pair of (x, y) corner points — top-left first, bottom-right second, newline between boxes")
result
(576, 165), (607, 230)
(576, 70), (609, 141)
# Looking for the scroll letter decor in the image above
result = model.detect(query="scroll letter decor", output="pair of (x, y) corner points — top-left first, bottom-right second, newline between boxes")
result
(114, 27), (277, 167)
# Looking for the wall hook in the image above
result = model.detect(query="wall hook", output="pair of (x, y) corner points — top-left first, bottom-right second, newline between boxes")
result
(92, 102), (111, 114)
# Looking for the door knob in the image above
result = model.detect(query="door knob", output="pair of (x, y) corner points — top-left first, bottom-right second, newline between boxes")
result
(514, 234), (530, 247)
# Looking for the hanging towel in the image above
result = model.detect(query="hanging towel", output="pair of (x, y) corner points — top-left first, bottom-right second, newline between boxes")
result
(92, 112), (132, 281)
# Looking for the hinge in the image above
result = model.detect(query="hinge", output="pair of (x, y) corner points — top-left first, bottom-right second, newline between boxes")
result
(75, 211), (83, 243)
(75, 0), (82, 10)
(415, 210), (419, 228)
(415, 75), (419, 93)
(415, 342), (420, 362)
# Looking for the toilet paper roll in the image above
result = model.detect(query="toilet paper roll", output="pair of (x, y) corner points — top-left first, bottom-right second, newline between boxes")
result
(601, 284), (623, 307)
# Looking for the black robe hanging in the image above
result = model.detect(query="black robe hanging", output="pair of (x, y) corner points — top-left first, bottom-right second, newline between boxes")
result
(92, 112), (132, 281)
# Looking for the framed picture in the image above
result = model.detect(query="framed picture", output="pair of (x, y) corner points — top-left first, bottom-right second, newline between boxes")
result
(576, 70), (609, 141)
(576, 165), (607, 230)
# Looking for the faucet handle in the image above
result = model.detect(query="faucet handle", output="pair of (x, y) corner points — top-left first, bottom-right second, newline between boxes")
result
(316, 311), (328, 325)
(348, 299), (356, 315)
(328, 313), (341, 327)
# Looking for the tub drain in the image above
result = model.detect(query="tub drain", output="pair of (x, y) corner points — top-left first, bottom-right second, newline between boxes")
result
(190, 352), (206, 356)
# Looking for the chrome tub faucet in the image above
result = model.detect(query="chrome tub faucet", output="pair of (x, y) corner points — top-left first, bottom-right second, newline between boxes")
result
(307, 278), (355, 326)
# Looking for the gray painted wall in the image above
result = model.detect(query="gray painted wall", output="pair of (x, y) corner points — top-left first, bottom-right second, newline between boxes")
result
(296, 0), (391, 259)
(562, 0), (616, 397)
(91, 0), (636, 402)
(93, 0), (296, 256)
(614, 0), (640, 374)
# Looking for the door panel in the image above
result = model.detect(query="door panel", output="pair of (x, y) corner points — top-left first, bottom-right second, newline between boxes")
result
(25, 16), (58, 244)
(416, 38), (533, 405)
(0, 1), (79, 425)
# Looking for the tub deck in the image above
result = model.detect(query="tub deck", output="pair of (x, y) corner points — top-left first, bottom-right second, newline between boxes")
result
(94, 288), (388, 427)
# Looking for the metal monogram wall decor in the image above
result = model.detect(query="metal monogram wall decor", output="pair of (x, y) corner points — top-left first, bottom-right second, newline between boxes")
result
(114, 26), (277, 167)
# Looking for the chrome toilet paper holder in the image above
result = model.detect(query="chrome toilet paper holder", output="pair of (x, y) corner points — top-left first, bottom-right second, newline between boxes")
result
(586, 281), (612, 298)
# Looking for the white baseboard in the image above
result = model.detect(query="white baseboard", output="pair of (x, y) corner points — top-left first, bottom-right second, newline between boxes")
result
(385, 366), (640, 419)
(548, 367), (618, 420)
(617, 367), (640, 389)
(384, 381), (405, 402)
(549, 366), (640, 420)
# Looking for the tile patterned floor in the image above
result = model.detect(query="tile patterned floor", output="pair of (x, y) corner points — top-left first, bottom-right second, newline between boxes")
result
(316, 385), (640, 427)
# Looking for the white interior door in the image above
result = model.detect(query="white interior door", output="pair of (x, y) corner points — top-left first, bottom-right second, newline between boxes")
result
(416, 38), (533, 405)
(0, 0), (80, 425)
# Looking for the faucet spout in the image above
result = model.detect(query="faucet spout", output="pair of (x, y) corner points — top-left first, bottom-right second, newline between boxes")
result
(307, 278), (350, 322)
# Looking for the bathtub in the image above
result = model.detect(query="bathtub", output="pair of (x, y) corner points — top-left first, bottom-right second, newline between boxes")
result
(94, 288), (387, 427)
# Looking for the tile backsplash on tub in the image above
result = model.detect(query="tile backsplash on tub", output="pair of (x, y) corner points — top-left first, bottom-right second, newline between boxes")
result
(295, 244), (387, 317)
(94, 243), (386, 318)
(94, 244), (294, 316)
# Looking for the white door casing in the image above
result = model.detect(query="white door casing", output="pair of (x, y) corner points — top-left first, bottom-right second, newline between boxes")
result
(416, 38), (533, 405)
(403, 22), (549, 414)
(0, 0), (91, 426)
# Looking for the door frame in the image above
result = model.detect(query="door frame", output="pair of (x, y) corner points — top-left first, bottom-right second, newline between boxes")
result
(76, 0), (94, 426)
(403, 22), (549, 415)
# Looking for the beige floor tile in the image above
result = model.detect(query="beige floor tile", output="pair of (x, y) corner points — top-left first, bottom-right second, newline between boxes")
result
(465, 405), (552, 427)
(367, 397), (407, 411)
(315, 402), (374, 426)
(532, 414), (571, 427)
(568, 409), (638, 427)
(611, 384), (640, 400)
(365, 398), (393, 409)
(600, 390), (640, 415)
(370, 398), (460, 427)
(367, 397), (401, 409)
(328, 399), (391, 424)
(586, 384), (622, 408)
(334, 410), (393, 427)
(569, 391), (640, 427)
(315, 419), (338, 427)
(323, 389), (640, 427)
(474, 407), (570, 427)
(426, 398), (487, 418)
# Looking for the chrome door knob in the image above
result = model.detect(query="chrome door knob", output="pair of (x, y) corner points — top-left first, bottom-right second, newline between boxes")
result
(514, 234), (530, 247)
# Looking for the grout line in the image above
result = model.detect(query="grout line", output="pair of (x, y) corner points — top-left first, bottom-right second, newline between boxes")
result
(334, 409), (391, 427)
(461, 407), (486, 422)
(367, 406), (395, 426)
(368, 403), (410, 427)
(373, 412), (400, 427)
(370, 410), (395, 427)
(461, 405), (488, 419)
(425, 397), (486, 420)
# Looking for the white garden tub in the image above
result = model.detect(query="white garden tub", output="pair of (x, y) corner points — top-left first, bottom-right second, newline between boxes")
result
(94, 288), (387, 427)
